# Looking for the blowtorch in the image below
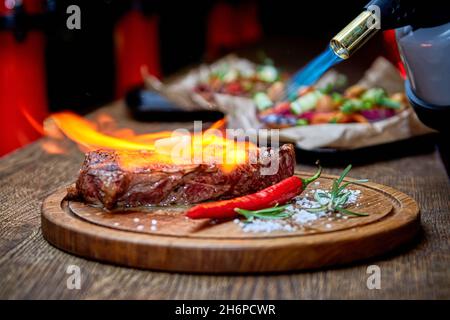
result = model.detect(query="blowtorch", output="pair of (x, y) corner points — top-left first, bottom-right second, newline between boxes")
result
(330, 0), (450, 133)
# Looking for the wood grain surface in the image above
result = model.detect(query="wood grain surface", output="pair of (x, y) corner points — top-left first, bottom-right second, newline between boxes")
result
(0, 101), (449, 298)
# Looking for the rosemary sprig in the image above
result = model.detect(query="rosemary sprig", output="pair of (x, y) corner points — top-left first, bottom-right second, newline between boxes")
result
(306, 164), (369, 217)
(235, 204), (291, 222)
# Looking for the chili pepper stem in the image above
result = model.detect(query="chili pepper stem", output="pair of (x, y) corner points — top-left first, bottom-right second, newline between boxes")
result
(302, 162), (322, 187)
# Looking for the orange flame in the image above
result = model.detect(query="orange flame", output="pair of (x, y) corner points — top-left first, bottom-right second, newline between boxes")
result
(47, 112), (156, 151)
(42, 111), (255, 169)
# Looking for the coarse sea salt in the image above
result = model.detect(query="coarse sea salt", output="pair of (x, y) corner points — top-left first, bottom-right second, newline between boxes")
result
(347, 190), (360, 204)
(241, 220), (296, 233)
(291, 209), (319, 224)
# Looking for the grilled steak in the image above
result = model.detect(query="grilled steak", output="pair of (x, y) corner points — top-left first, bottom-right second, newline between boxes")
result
(67, 144), (295, 209)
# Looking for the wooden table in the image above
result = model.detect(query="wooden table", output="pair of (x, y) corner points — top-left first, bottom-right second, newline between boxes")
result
(0, 102), (449, 299)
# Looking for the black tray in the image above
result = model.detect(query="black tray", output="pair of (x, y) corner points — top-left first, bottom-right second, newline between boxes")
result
(125, 86), (223, 122)
(294, 133), (438, 167)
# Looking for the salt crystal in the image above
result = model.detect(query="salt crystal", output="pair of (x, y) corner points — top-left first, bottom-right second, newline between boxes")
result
(325, 224), (332, 229)
(291, 209), (319, 224)
(150, 225), (157, 231)
(283, 225), (296, 232)
(241, 219), (291, 233)
(314, 181), (320, 186)
(151, 219), (157, 225)
(136, 225), (144, 231)
(113, 222), (120, 226)
(133, 218), (140, 223)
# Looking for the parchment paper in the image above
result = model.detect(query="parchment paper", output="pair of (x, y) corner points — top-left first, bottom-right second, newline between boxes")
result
(144, 55), (434, 150)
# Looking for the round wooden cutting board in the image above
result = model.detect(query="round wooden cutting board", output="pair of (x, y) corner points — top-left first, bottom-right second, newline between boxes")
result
(41, 172), (420, 273)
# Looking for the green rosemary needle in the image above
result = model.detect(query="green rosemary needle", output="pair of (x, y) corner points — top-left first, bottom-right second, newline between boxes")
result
(235, 204), (291, 222)
(306, 164), (369, 217)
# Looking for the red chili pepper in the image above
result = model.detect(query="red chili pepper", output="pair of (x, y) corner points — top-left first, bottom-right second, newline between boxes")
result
(186, 165), (322, 220)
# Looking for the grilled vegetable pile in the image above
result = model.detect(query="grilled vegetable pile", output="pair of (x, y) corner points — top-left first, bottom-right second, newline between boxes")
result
(256, 82), (409, 129)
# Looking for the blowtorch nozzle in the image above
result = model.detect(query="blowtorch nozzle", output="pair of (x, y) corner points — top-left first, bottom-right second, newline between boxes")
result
(330, 10), (379, 59)
(330, 0), (448, 59)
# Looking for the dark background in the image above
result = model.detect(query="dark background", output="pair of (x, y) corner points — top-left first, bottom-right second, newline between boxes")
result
(43, 0), (371, 112)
